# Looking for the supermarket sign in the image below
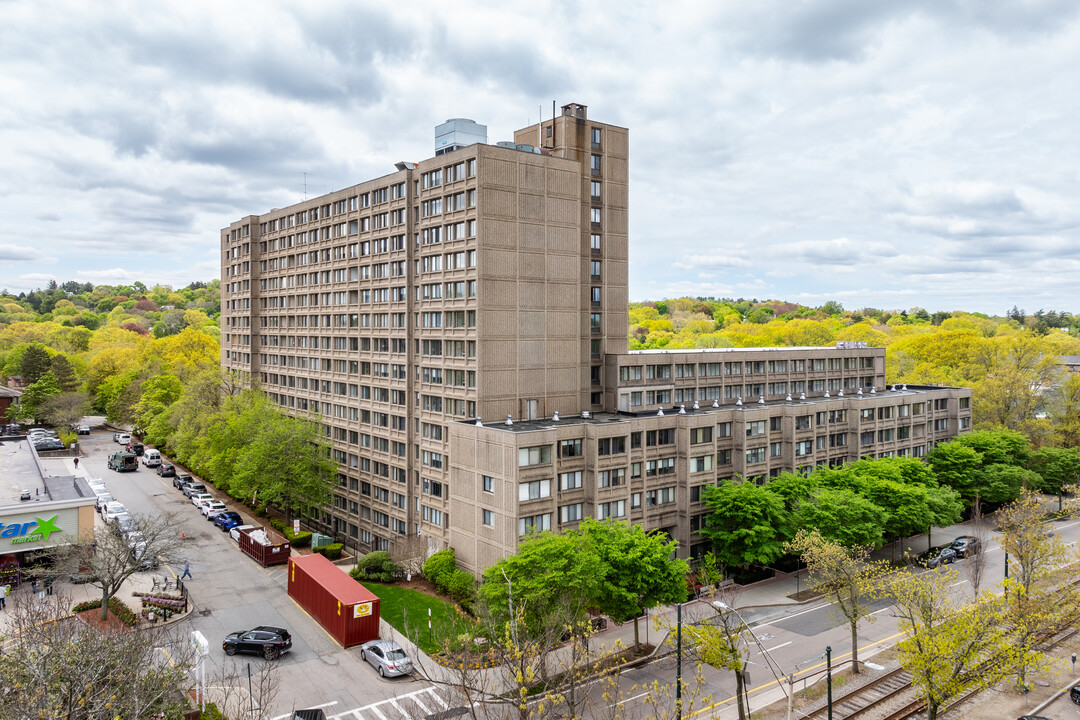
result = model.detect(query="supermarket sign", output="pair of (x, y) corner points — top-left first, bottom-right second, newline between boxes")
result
(0, 508), (77, 549)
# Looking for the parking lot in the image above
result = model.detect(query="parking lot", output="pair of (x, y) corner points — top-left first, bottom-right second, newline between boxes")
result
(71, 427), (431, 716)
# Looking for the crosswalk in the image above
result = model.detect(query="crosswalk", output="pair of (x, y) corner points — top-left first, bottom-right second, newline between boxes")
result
(272, 686), (460, 720)
(330, 686), (453, 720)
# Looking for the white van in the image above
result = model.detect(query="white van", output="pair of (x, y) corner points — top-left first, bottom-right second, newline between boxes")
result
(142, 449), (162, 467)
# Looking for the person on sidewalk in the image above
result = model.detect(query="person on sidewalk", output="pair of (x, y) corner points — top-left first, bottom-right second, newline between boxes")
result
(180, 562), (192, 580)
(73, 457), (79, 469)
(0, 582), (7, 610)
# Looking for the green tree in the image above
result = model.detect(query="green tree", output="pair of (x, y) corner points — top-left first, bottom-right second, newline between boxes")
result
(700, 480), (790, 568)
(952, 428), (1030, 467)
(577, 518), (689, 648)
(1028, 446), (1080, 508)
(18, 342), (52, 383)
(927, 441), (983, 503)
(478, 531), (601, 637)
(49, 353), (79, 392)
(14, 372), (62, 422)
(795, 487), (885, 547)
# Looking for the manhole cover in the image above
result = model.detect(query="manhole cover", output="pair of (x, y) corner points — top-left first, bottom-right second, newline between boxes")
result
(198, 609), (212, 617)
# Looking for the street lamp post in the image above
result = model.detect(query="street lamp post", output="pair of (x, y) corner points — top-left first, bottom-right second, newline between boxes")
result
(826, 645), (833, 720)
(713, 600), (791, 716)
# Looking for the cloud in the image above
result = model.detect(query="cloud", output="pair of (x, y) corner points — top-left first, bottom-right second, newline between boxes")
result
(0, 243), (50, 262)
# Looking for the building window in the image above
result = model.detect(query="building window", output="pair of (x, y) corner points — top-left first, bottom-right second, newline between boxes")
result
(598, 437), (626, 455)
(591, 154), (601, 174)
(795, 440), (813, 457)
(559, 439), (584, 458)
(590, 207), (601, 225)
(519, 513), (551, 536)
(559, 471), (583, 491)
(482, 510), (494, 526)
(690, 455), (713, 473)
(483, 475), (495, 493)
(597, 500), (625, 520)
(717, 422), (732, 438)
(591, 127), (601, 147)
(690, 427), (712, 444)
(770, 442), (783, 458)
(746, 421), (766, 437)
(519, 479), (551, 501)
(591, 233), (601, 251)
(591, 260), (602, 277)
(746, 447), (767, 464)
(718, 449), (733, 465)
(592, 286), (602, 304)
(631, 492), (642, 509)
(559, 503), (584, 524)
(591, 181), (601, 199)
(518, 445), (552, 466)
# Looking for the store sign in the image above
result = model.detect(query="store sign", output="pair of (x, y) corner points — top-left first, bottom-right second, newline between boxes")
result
(0, 508), (77, 549)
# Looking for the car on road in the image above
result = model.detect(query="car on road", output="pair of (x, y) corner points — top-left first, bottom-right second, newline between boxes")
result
(1072, 684), (1080, 705)
(102, 501), (128, 523)
(157, 463), (175, 477)
(76, 424), (91, 435)
(142, 449), (161, 467)
(916, 545), (957, 569)
(116, 433), (131, 444)
(949, 535), (981, 558)
(191, 493), (215, 509)
(202, 501), (227, 519)
(182, 482), (208, 499)
(359, 639), (414, 678)
(222, 626), (292, 660)
(214, 511), (243, 532)
(87, 478), (107, 492)
(174, 473), (194, 490)
(126, 442), (144, 456)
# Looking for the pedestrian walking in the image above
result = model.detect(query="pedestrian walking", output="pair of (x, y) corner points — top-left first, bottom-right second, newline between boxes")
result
(31, 579), (38, 594)
(45, 577), (54, 596)
(73, 457), (79, 469)
(180, 562), (192, 580)
(0, 583), (8, 610)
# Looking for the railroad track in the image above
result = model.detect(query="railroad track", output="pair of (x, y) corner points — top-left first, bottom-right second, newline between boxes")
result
(803, 667), (914, 720)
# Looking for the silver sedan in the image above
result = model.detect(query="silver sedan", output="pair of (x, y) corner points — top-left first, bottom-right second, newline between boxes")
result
(359, 639), (414, 678)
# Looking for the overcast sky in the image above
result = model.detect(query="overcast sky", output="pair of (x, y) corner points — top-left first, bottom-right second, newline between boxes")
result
(1, 1), (1078, 314)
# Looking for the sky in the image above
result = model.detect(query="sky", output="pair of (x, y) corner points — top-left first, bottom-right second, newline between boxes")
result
(1, 0), (1078, 314)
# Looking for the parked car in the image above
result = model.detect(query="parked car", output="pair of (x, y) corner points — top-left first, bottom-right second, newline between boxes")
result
(222, 626), (292, 660)
(126, 442), (144, 456)
(76, 425), (91, 435)
(33, 438), (66, 451)
(142, 449), (161, 467)
(360, 639), (414, 678)
(174, 473), (194, 490)
(112, 432), (122, 442)
(87, 478), (107, 492)
(114, 513), (136, 535)
(230, 524), (256, 542)
(949, 536), (981, 558)
(1071, 684), (1080, 704)
(126, 531), (158, 569)
(214, 511), (243, 532)
(191, 493), (215, 509)
(182, 483), (208, 499)
(916, 546), (957, 569)
(202, 501), (227, 519)
(116, 433), (131, 444)
(95, 492), (115, 512)
(157, 463), (176, 477)
(102, 502), (128, 523)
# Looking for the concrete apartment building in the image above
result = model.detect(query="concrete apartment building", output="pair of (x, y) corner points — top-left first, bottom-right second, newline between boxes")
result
(221, 103), (972, 574)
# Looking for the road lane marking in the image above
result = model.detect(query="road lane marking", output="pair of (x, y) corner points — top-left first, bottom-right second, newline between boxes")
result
(950, 580), (968, 587)
(766, 641), (792, 652)
(272, 701), (338, 720)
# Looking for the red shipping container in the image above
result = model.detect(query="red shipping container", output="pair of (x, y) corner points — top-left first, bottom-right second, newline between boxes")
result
(287, 554), (380, 648)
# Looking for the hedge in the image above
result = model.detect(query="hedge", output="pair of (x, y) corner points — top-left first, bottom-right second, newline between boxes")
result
(351, 551), (401, 583)
(423, 548), (457, 594)
(314, 543), (343, 560)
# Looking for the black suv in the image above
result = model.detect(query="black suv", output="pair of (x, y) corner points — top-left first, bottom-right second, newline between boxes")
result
(1071, 684), (1080, 705)
(174, 474), (194, 491)
(949, 535), (981, 558)
(223, 626), (292, 659)
(916, 546), (957, 569)
(157, 463), (176, 478)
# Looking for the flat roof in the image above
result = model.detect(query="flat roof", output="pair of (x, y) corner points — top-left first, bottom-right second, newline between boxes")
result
(624, 345), (873, 356)
(464, 384), (967, 434)
(0, 438), (46, 507)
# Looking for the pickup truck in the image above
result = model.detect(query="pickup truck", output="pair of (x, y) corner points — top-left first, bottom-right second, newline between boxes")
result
(107, 451), (139, 472)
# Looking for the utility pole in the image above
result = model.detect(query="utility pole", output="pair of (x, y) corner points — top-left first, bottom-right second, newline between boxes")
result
(826, 645), (833, 720)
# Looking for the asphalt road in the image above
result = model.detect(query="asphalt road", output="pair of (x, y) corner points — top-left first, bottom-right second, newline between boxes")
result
(79, 429), (437, 718)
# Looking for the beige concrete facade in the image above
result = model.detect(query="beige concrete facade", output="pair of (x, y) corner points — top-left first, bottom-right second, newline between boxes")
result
(220, 103), (972, 574)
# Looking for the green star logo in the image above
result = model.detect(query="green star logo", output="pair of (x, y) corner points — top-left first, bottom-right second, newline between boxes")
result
(33, 515), (61, 542)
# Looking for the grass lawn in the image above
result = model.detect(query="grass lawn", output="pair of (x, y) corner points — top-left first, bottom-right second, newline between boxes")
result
(360, 582), (475, 654)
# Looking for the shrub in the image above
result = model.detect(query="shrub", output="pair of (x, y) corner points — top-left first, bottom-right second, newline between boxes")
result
(446, 569), (475, 602)
(269, 519), (286, 533)
(72, 597), (139, 626)
(423, 548), (457, 593)
(200, 702), (229, 720)
(351, 551), (401, 583)
(284, 528), (312, 547)
(314, 543), (344, 560)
